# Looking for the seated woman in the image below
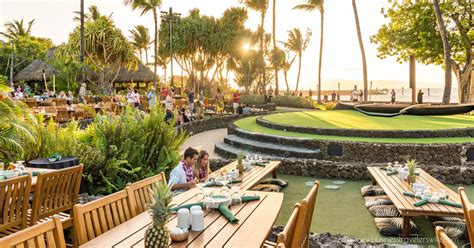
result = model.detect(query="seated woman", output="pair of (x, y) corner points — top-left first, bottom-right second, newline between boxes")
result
(194, 150), (212, 182)
(58, 91), (67, 99)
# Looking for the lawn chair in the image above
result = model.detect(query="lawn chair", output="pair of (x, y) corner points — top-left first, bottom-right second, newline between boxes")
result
(0, 175), (32, 237)
(0, 217), (66, 248)
(435, 226), (457, 248)
(125, 172), (167, 216)
(73, 190), (134, 245)
(459, 187), (474, 244)
(294, 181), (320, 248)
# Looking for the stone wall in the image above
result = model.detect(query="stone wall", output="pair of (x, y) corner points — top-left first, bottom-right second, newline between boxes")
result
(209, 158), (474, 185)
(256, 116), (474, 138)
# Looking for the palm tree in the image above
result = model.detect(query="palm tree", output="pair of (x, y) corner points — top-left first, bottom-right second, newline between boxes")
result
(272, 0), (278, 95)
(130, 25), (152, 65)
(240, 0), (269, 93)
(74, 5), (108, 22)
(294, 0), (324, 103)
(0, 18), (34, 40)
(282, 50), (296, 95)
(124, 0), (163, 88)
(352, 0), (368, 102)
(282, 28), (311, 92)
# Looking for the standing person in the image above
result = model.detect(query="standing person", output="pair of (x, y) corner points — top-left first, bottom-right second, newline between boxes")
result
(78, 83), (87, 103)
(147, 87), (157, 108)
(133, 90), (141, 108)
(24, 83), (31, 98)
(215, 88), (225, 115)
(165, 92), (173, 110)
(14, 87), (23, 99)
(309, 88), (313, 98)
(198, 90), (204, 106)
(194, 150), (212, 182)
(188, 89), (195, 113)
(168, 147), (199, 191)
(232, 90), (240, 114)
(127, 88), (134, 105)
(66, 91), (74, 105)
(358, 90), (364, 102)
(390, 89), (396, 104)
(417, 90), (424, 104)
(331, 90), (336, 102)
(267, 86), (274, 102)
(299, 90), (303, 97)
(351, 86), (359, 102)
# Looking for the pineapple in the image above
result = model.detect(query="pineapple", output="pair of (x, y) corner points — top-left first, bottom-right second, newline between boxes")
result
(406, 159), (418, 184)
(237, 152), (245, 175)
(145, 182), (173, 248)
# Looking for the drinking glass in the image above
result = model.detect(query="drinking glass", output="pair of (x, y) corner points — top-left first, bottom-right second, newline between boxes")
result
(231, 186), (242, 207)
(195, 182), (205, 202)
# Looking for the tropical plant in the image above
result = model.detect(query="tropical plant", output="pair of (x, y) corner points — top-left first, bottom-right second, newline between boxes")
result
(240, 0), (269, 92)
(144, 182), (173, 248)
(238, 94), (266, 105)
(271, 95), (315, 109)
(0, 18), (34, 40)
(130, 25), (152, 65)
(0, 81), (35, 164)
(371, 1), (471, 103)
(124, 0), (163, 88)
(294, 0), (324, 103)
(314, 102), (336, 111)
(282, 28), (312, 92)
(281, 50), (296, 95)
(352, 0), (368, 102)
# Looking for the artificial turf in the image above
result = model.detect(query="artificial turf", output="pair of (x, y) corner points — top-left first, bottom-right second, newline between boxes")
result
(263, 110), (474, 130)
(235, 116), (474, 144)
(274, 174), (474, 245)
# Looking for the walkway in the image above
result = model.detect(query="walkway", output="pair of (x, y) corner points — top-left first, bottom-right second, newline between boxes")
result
(179, 128), (227, 159)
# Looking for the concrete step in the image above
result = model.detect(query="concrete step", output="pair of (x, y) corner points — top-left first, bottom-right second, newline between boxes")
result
(224, 135), (320, 158)
(214, 142), (281, 159)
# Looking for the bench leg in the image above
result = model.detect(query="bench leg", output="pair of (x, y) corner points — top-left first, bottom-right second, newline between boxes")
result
(272, 169), (277, 179)
(402, 215), (410, 239)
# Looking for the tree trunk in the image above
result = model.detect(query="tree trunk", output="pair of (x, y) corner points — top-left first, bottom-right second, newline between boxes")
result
(432, 0), (452, 104)
(260, 11), (266, 94)
(284, 70), (290, 95)
(296, 53), (302, 92)
(352, 0), (368, 102)
(152, 8), (158, 88)
(272, 0), (278, 96)
(317, 10), (324, 103)
(144, 47), (149, 66)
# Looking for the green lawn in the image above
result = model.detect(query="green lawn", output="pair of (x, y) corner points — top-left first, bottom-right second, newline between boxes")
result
(274, 174), (474, 245)
(264, 110), (474, 130)
(235, 116), (474, 144)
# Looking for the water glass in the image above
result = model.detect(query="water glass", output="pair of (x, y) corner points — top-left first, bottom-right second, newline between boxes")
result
(195, 182), (205, 202)
(231, 186), (242, 207)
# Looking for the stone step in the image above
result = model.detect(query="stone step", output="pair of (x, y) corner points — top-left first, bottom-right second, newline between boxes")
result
(214, 142), (281, 159)
(224, 135), (320, 159)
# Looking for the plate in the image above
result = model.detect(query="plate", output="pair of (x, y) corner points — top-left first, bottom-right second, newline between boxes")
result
(333, 180), (346, 185)
(206, 195), (231, 209)
(325, 185), (340, 190)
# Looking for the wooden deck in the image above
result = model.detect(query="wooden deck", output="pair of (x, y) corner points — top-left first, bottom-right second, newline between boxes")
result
(368, 167), (463, 238)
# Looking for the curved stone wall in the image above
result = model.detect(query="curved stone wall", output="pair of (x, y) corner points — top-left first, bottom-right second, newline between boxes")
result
(256, 116), (474, 138)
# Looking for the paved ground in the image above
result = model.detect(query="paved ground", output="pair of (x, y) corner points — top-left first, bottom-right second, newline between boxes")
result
(179, 128), (227, 159)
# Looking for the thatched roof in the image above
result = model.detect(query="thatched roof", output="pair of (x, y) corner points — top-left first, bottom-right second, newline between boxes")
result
(13, 49), (56, 83)
(114, 62), (155, 83)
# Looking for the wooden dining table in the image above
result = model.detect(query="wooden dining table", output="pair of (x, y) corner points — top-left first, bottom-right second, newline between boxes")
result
(209, 160), (280, 190)
(79, 189), (284, 248)
(368, 167), (464, 238)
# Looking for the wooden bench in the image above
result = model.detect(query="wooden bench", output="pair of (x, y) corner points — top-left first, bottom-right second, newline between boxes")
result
(0, 217), (66, 248)
(368, 167), (464, 238)
(125, 172), (167, 216)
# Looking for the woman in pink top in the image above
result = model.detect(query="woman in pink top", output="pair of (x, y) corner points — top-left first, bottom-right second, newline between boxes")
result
(194, 150), (212, 182)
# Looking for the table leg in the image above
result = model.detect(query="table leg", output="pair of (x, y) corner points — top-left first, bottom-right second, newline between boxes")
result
(272, 169), (278, 179)
(402, 215), (410, 238)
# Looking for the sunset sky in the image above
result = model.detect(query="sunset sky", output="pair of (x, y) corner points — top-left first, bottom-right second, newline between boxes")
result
(0, 0), (455, 91)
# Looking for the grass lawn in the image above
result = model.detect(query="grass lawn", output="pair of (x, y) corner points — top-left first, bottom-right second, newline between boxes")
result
(235, 116), (474, 144)
(264, 110), (474, 130)
(274, 174), (474, 245)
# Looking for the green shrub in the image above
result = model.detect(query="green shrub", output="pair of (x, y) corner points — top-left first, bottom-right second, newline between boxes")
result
(271, 95), (315, 109)
(239, 95), (266, 105)
(314, 102), (337, 111)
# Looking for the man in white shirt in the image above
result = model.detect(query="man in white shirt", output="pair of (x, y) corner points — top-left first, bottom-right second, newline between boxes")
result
(351, 85), (359, 102)
(169, 147), (199, 191)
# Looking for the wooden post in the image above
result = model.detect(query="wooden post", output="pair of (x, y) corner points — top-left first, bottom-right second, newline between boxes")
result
(409, 55), (416, 104)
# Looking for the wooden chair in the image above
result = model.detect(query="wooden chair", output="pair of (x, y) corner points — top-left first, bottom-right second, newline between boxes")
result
(29, 164), (83, 228)
(25, 99), (38, 108)
(55, 108), (69, 123)
(73, 190), (134, 245)
(274, 203), (301, 247)
(293, 181), (319, 248)
(435, 226), (457, 248)
(459, 187), (474, 244)
(125, 172), (167, 216)
(0, 175), (32, 236)
(0, 217), (66, 248)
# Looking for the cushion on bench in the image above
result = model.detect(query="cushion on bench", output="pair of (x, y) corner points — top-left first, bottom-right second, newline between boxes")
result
(374, 217), (419, 237)
(364, 195), (392, 208)
(368, 205), (401, 217)
(361, 185), (385, 197)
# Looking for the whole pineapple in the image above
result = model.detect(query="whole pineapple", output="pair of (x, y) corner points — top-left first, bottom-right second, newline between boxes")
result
(145, 182), (173, 248)
(407, 159), (418, 184)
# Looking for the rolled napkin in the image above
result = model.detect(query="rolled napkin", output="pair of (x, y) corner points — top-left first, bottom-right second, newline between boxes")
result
(414, 199), (429, 207)
(228, 179), (242, 184)
(32, 172), (40, 176)
(170, 202), (204, 212)
(403, 192), (422, 199)
(204, 182), (224, 187)
(254, 162), (266, 167)
(241, 195), (260, 202)
(0, 176), (5, 180)
(438, 200), (462, 208)
(386, 171), (397, 176)
(379, 167), (387, 171)
(219, 204), (239, 224)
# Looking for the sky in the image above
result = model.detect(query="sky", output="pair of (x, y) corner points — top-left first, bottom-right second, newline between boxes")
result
(0, 0), (455, 91)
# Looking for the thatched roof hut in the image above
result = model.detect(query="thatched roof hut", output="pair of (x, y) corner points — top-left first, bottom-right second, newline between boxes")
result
(115, 62), (155, 83)
(13, 49), (56, 83)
